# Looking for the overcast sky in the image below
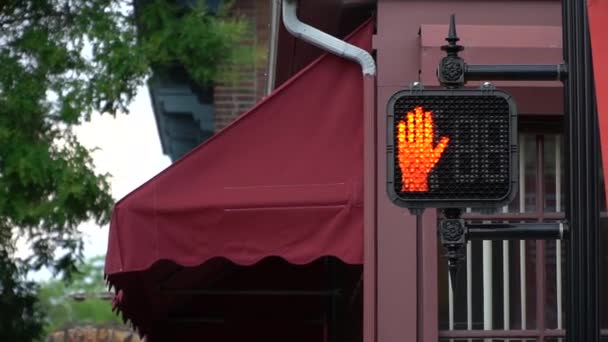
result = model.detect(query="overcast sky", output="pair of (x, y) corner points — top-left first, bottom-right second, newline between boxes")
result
(21, 85), (172, 281)
(75, 86), (172, 255)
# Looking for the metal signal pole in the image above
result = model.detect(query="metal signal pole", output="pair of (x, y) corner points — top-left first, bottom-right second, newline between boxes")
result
(563, 0), (601, 340)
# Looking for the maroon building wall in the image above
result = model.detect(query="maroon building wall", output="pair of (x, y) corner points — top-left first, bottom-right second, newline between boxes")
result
(370, 1), (562, 341)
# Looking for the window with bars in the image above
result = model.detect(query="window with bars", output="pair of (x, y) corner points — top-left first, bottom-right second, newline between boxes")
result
(435, 118), (608, 341)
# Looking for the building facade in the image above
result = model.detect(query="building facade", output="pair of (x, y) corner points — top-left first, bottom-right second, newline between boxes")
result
(137, 0), (608, 341)
(145, 0), (272, 161)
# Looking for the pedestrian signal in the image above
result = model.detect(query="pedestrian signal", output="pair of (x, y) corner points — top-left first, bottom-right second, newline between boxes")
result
(387, 89), (518, 208)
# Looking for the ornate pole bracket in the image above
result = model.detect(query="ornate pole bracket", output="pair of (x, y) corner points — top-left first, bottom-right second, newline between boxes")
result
(436, 15), (567, 89)
(438, 208), (568, 291)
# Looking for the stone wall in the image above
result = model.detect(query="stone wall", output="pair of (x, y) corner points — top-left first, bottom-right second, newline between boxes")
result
(46, 324), (141, 342)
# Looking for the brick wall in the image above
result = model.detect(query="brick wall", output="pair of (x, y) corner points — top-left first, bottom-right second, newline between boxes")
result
(213, 0), (272, 132)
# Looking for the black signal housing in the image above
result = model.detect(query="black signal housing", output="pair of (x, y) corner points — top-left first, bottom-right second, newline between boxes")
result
(387, 88), (518, 209)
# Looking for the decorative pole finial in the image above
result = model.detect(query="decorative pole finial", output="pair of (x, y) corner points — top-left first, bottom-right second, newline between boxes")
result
(437, 14), (466, 88)
(441, 14), (464, 57)
(448, 258), (460, 290)
(439, 208), (466, 293)
(447, 14), (458, 42)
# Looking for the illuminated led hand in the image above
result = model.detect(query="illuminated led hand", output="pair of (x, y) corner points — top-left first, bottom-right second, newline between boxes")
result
(396, 106), (449, 192)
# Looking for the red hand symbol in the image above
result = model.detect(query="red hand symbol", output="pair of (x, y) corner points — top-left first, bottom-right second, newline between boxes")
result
(396, 106), (449, 192)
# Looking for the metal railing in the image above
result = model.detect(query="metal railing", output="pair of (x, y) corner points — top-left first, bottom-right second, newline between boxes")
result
(439, 133), (568, 341)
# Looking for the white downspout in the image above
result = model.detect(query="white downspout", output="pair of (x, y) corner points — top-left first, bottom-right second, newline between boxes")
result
(281, 0), (376, 76)
(266, 0), (280, 94)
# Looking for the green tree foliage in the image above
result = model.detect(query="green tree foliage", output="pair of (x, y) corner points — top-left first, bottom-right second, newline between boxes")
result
(0, 250), (45, 341)
(37, 256), (121, 338)
(0, 0), (252, 339)
(138, 0), (254, 83)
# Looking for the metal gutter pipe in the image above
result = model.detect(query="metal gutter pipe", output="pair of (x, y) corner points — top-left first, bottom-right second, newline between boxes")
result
(266, 0), (280, 94)
(281, 0), (376, 76)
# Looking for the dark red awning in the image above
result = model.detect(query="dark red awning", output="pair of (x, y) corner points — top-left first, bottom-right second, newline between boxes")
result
(588, 0), (608, 203)
(104, 20), (372, 339)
